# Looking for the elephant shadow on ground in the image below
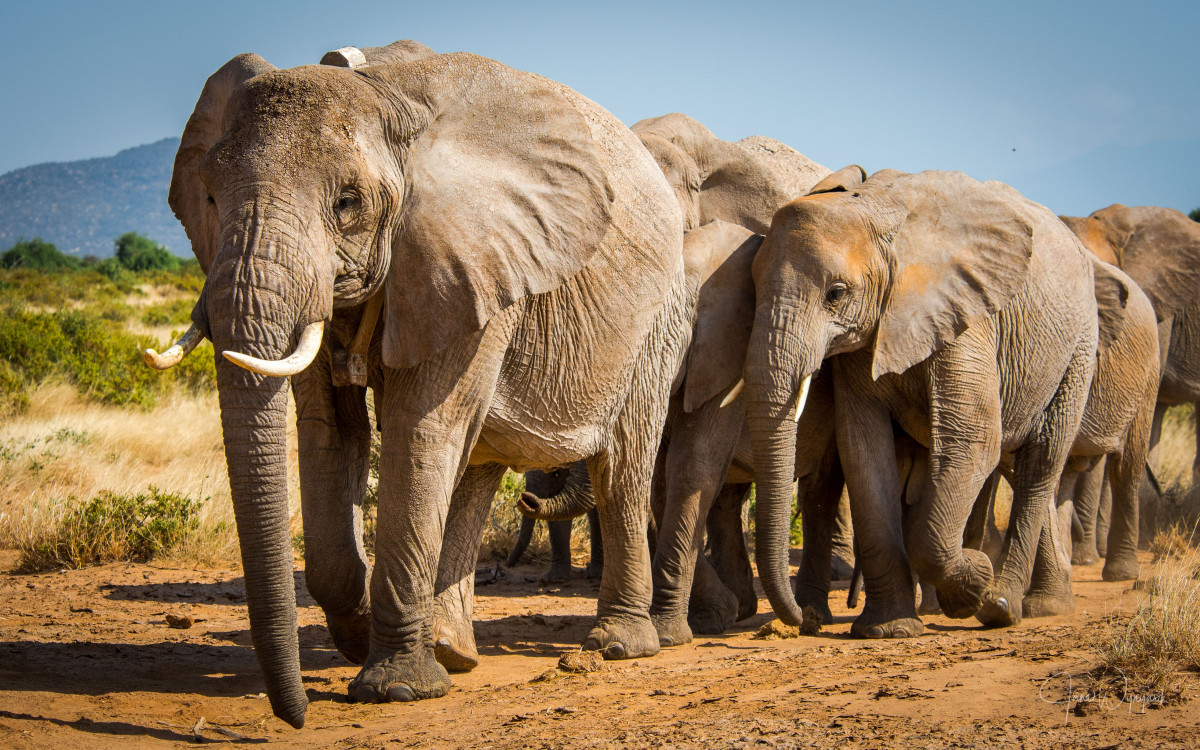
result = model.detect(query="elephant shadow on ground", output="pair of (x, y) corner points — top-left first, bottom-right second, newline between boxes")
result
(100, 570), (317, 608)
(0, 709), (267, 745)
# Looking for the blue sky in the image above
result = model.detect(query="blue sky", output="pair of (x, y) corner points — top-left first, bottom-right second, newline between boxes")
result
(2, 1), (1197, 216)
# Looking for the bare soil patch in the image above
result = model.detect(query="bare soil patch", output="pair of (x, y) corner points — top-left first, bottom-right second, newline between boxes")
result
(1, 551), (1197, 748)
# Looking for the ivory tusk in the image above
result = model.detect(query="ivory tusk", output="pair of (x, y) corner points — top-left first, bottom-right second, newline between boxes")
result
(718, 379), (745, 408)
(222, 321), (325, 377)
(793, 374), (812, 423)
(143, 324), (205, 370)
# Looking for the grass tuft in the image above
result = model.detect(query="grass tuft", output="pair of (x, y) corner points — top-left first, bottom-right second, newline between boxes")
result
(16, 487), (203, 572)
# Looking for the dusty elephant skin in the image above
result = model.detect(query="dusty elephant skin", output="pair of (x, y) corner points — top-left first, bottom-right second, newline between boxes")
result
(1060, 204), (1200, 570)
(159, 45), (692, 727)
(746, 168), (1100, 639)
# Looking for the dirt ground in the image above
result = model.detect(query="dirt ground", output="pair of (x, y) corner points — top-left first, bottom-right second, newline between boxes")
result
(0, 550), (1196, 749)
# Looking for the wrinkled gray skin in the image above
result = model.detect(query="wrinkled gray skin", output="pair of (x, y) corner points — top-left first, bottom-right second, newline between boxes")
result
(747, 168), (1099, 638)
(508, 465), (603, 581)
(166, 46), (691, 726)
(936, 259), (1160, 618)
(1060, 205), (1200, 566)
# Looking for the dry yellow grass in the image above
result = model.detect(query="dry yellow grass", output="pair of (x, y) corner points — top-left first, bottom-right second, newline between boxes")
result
(0, 382), (301, 566)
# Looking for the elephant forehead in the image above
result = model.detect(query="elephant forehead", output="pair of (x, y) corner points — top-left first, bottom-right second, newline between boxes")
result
(215, 68), (381, 178)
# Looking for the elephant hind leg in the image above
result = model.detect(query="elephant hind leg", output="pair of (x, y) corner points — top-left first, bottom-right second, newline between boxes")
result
(707, 483), (756, 622)
(541, 519), (575, 582)
(1103, 394), (1156, 582)
(432, 463), (508, 672)
(1023, 494), (1076, 618)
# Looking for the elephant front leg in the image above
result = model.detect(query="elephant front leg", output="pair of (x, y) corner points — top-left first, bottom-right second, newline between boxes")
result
(833, 387), (922, 639)
(585, 508), (604, 579)
(1069, 461), (1105, 565)
(543, 519), (576, 582)
(293, 361), (372, 665)
(432, 463), (506, 672)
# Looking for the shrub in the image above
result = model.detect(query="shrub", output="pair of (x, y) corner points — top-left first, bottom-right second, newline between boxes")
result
(0, 238), (82, 271)
(114, 232), (181, 272)
(1190, 207), (1200, 223)
(16, 487), (203, 572)
(141, 298), (194, 327)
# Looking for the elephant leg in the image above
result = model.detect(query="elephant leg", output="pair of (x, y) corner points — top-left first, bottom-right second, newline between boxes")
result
(1023, 494), (1075, 618)
(1103, 395), (1156, 582)
(830, 491), (856, 581)
(1070, 460), (1105, 565)
(349, 325), (508, 704)
(977, 341), (1090, 628)
(506, 515), (537, 568)
(543, 519), (575, 582)
(963, 471), (1005, 567)
(794, 440), (845, 625)
(649, 401), (740, 646)
(832, 383), (921, 639)
(293, 354), (372, 665)
(432, 463), (507, 673)
(904, 351), (1003, 624)
(707, 483), (756, 622)
(584, 508), (603, 579)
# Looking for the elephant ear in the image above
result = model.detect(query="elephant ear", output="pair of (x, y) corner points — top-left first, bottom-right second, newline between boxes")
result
(169, 54), (276, 273)
(680, 221), (762, 412)
(807, 164), (866, 195)
(871, 171), (1034, 379)
(1060, 213), (1123, 266)
(1090, 256), (1131, 351)
(1111, 206), (1200, 320)
(368, 54), (613, 369)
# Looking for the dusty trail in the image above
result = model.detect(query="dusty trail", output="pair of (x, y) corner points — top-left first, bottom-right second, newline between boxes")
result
(0, 550), (1196, 749)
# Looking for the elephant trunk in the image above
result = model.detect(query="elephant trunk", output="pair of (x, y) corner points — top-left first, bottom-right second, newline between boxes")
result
(746, 308), (820, 626)
(201, 210), (331, 729)
(518, 463), (594, 521)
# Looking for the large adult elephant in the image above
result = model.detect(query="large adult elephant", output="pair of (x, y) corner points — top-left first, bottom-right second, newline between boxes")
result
(146, 48), (692, 727)
(1060, 205), (1200, 562)
(746, 168), (1100, 637)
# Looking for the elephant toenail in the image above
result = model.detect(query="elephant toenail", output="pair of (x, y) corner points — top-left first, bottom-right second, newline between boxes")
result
(996, 597), (1009, 610)
(353, 684), (380, 703)
(387, 684), (416, 702)
(603, 642), (626, 660)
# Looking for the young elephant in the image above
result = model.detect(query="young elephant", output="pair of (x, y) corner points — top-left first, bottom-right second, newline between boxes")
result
(508, 464), (603, 581)
(746, 168), (1099, 637)
(1060, 205), (1200, 564)
(150, 49), (692, 726)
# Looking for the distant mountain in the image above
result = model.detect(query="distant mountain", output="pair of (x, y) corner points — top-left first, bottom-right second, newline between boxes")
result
(0, 138), (190, 259)
(999, 137), (1200, 218)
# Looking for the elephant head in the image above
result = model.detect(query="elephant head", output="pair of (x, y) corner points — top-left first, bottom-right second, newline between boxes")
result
(1061, 204), (1200, 321)
(745, 168), (1035, 624)
(631, 113), (828, 233)
(150, 49), (618, 727)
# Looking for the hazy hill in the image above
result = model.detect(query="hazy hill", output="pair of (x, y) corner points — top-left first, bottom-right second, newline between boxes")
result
(0, 138), (189, 258)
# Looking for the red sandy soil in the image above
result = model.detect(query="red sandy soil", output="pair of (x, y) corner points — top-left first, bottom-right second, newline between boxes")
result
(0, 550), (1197, 749)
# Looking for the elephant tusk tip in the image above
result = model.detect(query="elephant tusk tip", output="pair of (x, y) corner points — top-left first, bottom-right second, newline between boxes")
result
(143, 345), (182, 370)
(719, 379), (745, 408)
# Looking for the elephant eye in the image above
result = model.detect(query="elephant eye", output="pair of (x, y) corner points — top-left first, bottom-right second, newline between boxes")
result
(206, 195), (215, 206)
(333, 189), (362, 221)
(825, 283), (848, 306)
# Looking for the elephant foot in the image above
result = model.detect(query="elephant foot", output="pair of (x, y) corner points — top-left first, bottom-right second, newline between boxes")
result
(1102, 555), (1141, 582)
(349, 646), (451, 704)
(916, 584), (942, 616)
(975, 588), (1021, 628)
(932, 548), (994, 619)
(583, 616), (660, 660)
(794, 587), (834, 625)
(1071, 545), (1100, 566)
(650, 613), (693, 647)
(830, 553), (855, 582)
(850, 603), (923, 639)
(1022, 591), (1075, 618)
(432, 634), (479, 673)
(539, 563), (574, 584)
(584, 561), (603, 579)
(326, 610), (371, 665)
(686, 576), (739, 635)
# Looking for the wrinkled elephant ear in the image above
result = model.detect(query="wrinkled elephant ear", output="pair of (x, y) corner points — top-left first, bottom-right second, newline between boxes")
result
(366, 54), (613, 369)
(1091, 256), (1132, 350)
(807, 164), (866, 195)
(680, 221), (762, 412)
(1106, 205), (1200, 320)
(871, 171), (1034, 379)
(168, 54), (276, 273)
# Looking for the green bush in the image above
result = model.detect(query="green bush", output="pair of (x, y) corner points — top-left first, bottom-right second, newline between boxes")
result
(1190, 207), (1200, 223)
(114, 232), (181, 272)
(141, 298), (194, 327)
(17, 487), (203, 572)
(1, 238), (82, 271)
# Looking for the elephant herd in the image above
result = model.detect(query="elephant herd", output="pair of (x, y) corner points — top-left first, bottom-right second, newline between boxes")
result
(142, 40), (1200, 728)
